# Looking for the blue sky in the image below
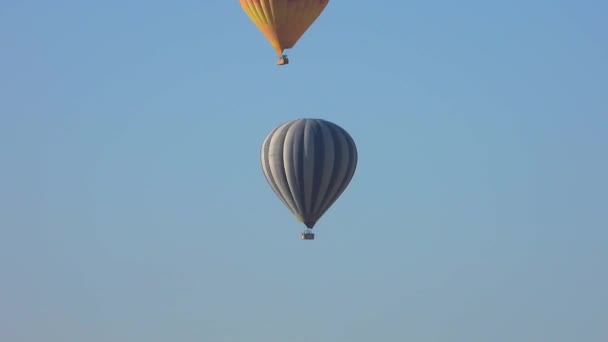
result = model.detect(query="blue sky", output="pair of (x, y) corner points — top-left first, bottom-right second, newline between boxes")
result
(1, 0), (607, 341)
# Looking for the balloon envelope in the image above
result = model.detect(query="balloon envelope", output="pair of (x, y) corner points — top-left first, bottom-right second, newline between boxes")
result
(239, 0), (330, 56)
(260, 118), (358, 229)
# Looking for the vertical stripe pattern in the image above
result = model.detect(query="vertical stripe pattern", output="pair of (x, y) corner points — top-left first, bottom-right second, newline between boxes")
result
(239, 0), (330, 56)
(261, 118), (358, 229)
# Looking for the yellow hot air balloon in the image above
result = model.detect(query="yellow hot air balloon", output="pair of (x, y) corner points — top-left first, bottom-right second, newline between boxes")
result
(239, 0), (330, 65)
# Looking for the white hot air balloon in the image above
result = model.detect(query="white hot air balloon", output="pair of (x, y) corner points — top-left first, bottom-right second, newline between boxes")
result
(261, 118), (358, 240)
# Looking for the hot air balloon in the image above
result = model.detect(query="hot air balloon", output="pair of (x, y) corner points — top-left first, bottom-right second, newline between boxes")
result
(261, 118), (358, 240)
(239, 0), (330, 65)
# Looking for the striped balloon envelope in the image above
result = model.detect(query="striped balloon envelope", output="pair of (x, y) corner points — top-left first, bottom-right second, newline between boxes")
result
(260, 118), (358, 238)
(239, 0), (330, 65)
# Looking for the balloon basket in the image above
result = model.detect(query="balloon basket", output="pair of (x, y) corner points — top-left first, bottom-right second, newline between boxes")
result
(300, 230), (315, 240)
(277, 55), (289, 65)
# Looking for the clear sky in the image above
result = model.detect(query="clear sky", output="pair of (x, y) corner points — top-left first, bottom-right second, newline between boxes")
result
(1, 1), (607, 341)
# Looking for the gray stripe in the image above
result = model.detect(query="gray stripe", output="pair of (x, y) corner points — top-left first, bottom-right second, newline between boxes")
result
(317, 122), (357, 220)
(309, 121), (324, 217)
(313, 121), (349, 220)
(261, 123), (291, 211)
(263, 121), (300, 216)
(302, 120), (316, 218)
(311, 121), (335, 216)
(291, 122), (306, 217)
(283, 121), (306, 216)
